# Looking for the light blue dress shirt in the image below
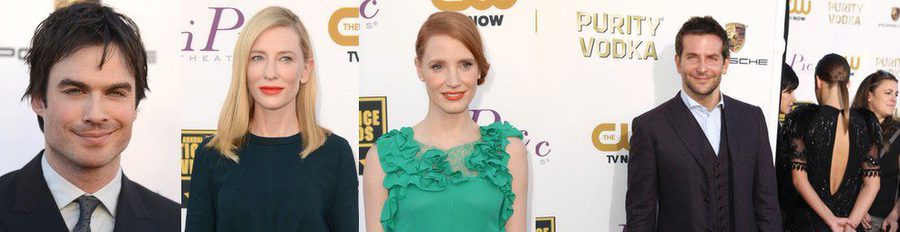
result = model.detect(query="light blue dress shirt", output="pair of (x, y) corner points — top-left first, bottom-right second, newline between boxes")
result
(680, 90), (725, 155)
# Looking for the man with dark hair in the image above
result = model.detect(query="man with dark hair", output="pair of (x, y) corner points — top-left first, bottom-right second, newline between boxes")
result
(0, 3), (178, 232)
(626, 16), (781, 231)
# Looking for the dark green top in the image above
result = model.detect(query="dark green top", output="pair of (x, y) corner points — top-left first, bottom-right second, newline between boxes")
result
(185, 133), (358, 232)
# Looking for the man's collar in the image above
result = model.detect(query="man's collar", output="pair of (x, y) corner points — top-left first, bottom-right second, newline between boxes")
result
(41, 152), (122, 216)
(680, 90), (724, 111)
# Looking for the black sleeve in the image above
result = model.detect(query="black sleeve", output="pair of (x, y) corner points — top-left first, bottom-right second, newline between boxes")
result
(782, 104), (818, 141)
(185, 139), (217, 232)
(857, 108), (882, 177)
(327, 136), (360, 232)
(783, 105), (818, 169)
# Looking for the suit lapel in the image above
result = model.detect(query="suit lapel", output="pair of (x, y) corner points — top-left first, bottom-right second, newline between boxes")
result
(663, 94), (715, 173)
(723, 96), (745, 177)
(113, 175), (156, 232)
(12, 151), (69, 231)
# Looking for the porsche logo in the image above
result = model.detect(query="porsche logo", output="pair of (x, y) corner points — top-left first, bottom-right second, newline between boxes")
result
(892, 7), (899, 22)
(726, 23), (747, 53)
(55, 0), (100, 10)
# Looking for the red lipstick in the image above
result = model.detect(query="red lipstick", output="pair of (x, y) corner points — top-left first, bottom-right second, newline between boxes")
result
(259, 86), (284, 95)
(443, 91), (465, 101)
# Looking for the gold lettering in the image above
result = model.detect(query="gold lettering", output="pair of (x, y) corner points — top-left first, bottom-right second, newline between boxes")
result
(433, 0), (517, 11)
(790, 0), (812, 15)
(579, 37), (595, 57)
(592, 123), (630, 151)
(329, 8), (359, 46)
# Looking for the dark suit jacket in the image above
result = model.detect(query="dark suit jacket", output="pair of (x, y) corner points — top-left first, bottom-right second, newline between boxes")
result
(0, 152), (180, 232)
(626, 94), (781, 232)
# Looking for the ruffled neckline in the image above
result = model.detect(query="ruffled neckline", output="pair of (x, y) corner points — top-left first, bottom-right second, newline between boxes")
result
(376, 121), (523, 232)
(409, 128), (481, 154)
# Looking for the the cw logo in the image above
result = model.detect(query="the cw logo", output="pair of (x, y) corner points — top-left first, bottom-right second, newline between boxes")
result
(592, 123), (630, 152)
(789, 0), (812, 15)
(846, 56), (861, 70)
(433, 0), (516, 11)
(329, 7), (359, 46)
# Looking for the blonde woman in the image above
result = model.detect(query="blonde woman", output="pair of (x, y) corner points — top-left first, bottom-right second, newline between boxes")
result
(185, 7), (357, 232)
(363, 12), (528, 232)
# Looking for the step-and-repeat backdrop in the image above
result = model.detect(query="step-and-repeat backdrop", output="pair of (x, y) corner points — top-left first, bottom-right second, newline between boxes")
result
(2, 0), (819, 231)
(786, 0), (900, 105)
(359, 0), (785, 231)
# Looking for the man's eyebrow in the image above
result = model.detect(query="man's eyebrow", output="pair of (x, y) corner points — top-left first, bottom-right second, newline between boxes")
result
(57, 78), (88, 89)
(107, 82), (133, 91)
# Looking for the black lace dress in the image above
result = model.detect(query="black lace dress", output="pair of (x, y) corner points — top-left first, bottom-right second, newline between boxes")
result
(783, 104), (882, 231)
(777, 122), (801, 231)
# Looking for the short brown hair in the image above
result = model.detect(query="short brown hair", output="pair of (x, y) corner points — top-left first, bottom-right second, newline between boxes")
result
(415, 11), (489, 85)
(675, 16), (730, 59)
(23, 2), (149, 130)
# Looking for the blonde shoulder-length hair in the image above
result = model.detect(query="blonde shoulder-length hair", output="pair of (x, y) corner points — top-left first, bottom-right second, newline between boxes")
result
(208, 6), (329, 162)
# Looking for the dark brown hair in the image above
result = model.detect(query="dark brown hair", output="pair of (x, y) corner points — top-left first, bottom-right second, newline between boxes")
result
(415, 11), (489, 85)
(852, 70), (899, 150)
(675, 16), (730, 59)
(782, 63), (799, 92)
(22, 2), (149, 131)
(815, 53), (851, 130)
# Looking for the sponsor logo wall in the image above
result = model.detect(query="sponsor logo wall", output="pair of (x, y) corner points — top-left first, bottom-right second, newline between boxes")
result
(787, 0), (900, 105)
(358, 96), (387, 174)
(360, 0), (784, 230)
(0, 0), (809, 230)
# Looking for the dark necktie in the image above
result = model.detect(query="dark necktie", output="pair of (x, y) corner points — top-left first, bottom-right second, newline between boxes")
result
(73, 195), (102, 232)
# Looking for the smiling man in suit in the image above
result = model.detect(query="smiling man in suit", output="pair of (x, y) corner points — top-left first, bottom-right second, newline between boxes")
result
(0, 2), (178, 232)
(625, 16), (781, 232)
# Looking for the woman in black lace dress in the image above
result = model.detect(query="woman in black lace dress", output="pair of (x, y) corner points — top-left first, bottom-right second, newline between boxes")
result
(784, 54), (882, 232)
(778, 63), (801, 231)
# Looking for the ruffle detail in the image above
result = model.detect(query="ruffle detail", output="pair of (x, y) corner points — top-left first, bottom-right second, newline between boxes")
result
(854, 108), (884, 150)
(783, 104), (819, 140)
(376, 121), (523, 232)
(472, 122), (523, 229)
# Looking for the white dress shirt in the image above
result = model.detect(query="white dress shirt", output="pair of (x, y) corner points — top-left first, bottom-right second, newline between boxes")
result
(42, 155), (121, 232)
(680, 90), (725, 155)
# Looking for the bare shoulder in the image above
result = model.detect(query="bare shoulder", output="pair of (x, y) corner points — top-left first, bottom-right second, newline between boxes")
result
(505, 137), (527, 158)
(366, 145), (381, 163)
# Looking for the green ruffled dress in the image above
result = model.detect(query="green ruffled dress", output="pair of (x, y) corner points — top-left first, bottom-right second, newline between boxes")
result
(376, 121), (523, 232)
